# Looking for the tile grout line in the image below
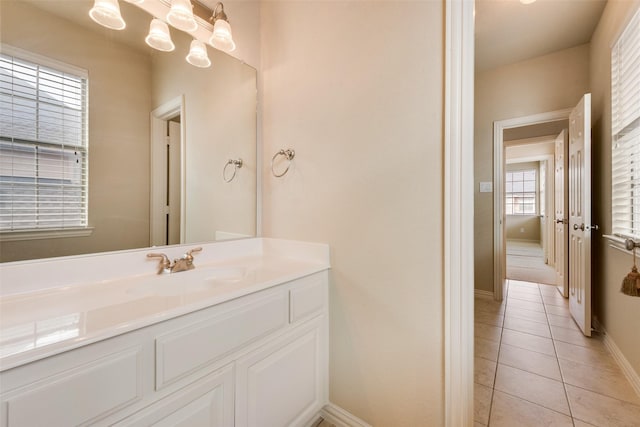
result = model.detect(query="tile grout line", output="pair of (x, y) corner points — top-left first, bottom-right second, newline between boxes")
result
(542, 285), (576, 426)
(485, 278), (510, 427)
(503, 281), (576, 424)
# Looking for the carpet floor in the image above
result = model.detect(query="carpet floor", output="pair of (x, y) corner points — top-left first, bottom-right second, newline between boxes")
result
(506, 240), (556, 285)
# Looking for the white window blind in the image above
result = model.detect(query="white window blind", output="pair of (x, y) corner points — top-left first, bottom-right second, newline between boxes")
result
(505, 169), (537, 215)
(0, 46), (88, 232)
(612, 7), (640, 239)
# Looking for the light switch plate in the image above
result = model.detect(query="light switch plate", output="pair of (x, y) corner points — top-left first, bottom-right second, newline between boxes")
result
(479, 182), (493, 193)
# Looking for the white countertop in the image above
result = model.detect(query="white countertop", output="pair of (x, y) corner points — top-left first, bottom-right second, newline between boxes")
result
(0, 239), (330, 371)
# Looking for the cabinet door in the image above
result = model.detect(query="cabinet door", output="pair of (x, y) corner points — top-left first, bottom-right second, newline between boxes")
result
(115, 365), (234, 427)
(235, 319), (327, 427)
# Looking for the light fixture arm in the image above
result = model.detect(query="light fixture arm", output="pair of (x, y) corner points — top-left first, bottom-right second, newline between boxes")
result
(210, 2), (228, 24)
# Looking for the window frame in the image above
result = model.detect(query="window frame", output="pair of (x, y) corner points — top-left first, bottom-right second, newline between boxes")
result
(0, 45), (92, 241)
(611, 6), (640, 240)
(505, 168), (538, 216)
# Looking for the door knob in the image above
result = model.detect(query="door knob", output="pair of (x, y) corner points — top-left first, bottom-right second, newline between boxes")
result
(573, 223), (585, 231)
(556, 219), (567, 224)
(586, 224), (600, 231)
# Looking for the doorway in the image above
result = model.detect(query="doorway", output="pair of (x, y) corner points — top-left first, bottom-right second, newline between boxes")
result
(504, 150), (556, 286)
(492, 110), (571, 300)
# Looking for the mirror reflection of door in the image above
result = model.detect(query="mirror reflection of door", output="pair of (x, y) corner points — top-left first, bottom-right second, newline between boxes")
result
(150, 97), (184, 247)
(167, 119), (181, 245)
(150, 116), (182, 247)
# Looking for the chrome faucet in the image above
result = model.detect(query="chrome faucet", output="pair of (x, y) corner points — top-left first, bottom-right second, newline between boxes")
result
(147, 247), (202, 274)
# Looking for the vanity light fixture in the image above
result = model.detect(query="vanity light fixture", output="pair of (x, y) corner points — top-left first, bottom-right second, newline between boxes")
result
(186, 39), (211, 68)
(166, 0), (198, 32)
(209, 2), (236, 53)
(88, 0), (239, 67)
(519, 0), (537, 4)
(145, 19), (175, 52)
(89, 0), (126, 30)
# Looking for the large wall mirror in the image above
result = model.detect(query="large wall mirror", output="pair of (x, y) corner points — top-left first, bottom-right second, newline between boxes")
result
(0, 0), (257, 262)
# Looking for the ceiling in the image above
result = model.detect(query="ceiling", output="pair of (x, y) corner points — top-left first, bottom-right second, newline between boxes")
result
(504, 120), (570, 142)
(475, 0), (607, 72)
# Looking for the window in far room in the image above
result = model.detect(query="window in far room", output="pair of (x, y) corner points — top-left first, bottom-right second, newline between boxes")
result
(505, 169), (537, 215)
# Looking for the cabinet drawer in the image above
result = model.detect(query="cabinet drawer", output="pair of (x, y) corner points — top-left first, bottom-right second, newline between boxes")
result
(289, 274), (327, 324)
(2, 347), (143, 427)
(115, 364), (234, 427)
(156, 291), (288, 389)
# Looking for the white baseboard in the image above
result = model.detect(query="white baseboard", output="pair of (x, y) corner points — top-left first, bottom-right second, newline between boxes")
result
(321, 403), (372, 427)
(474, 289), (494, 299)
(506, 238), (541, 244)
(593, 318), (640, 398)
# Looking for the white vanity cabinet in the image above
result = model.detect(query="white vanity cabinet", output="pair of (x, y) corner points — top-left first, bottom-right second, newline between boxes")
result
(114, 365), (235, 427)
(0, 271), (328, 427)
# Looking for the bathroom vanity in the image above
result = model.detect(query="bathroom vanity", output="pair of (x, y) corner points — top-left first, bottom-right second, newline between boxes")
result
(0, 239), (329, 427)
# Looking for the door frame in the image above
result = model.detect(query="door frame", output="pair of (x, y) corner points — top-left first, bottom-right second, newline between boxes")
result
(444, 0), (475, 425)
(493, 109), (572, 300)
(150, 95), (187, 246)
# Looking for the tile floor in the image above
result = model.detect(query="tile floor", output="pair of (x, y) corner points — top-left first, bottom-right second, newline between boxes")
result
(475, 279), (640, 427)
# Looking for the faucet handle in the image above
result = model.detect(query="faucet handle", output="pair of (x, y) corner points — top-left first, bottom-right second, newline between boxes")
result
(184, 247), (203, 263)
(147, 252), (171, 274)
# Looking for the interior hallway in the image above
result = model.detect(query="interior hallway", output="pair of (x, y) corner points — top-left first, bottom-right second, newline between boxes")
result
(506, 240), (556, 286)
(474, 280), (640, 426)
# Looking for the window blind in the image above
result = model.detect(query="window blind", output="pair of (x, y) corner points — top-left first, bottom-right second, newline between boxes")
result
(612, 7), (640, 239)
(0, 46), (88, 232)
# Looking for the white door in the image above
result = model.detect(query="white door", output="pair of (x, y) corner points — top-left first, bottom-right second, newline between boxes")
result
(540, 161), (548, 262)
(168, 121), (181, 245)
(545, 158), (555, 267)
(150, 117), (182, 246)
(554, 130), (569, 297)
(568, 94), (593, 336)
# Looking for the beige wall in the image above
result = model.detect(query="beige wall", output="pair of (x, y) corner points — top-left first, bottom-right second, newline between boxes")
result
(590, 0), (640, 376)
(151, 29), (257, 244)
(506, 216), (540, 241)
(260, 1), (443, 425)
(0, 1), (151, 262)
(474, 45), (590, 292)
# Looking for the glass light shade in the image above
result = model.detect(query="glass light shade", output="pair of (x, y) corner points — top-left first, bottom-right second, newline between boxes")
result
(209, 19), (236, 52)
(186, 40), (211, 68)
(519, 0), (536, 4)
(166, 0), (198, 32)
(89, 0), (126, 30)
(145, 19), (175, 52)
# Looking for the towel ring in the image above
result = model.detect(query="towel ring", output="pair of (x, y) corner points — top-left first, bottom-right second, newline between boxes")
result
(223, 158), (243, 183)
(271, 149), (295, 178)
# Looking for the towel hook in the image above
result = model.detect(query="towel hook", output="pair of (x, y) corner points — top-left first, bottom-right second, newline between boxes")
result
(223, 158), (243, 183)
(271, 149), (295, 178)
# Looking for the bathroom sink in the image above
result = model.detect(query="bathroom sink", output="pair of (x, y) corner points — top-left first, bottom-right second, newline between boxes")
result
(125, 277), (212, 297)
(125, 266), (250, 297)
(205, 266), (247, 282)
